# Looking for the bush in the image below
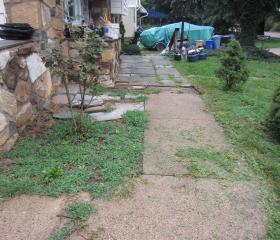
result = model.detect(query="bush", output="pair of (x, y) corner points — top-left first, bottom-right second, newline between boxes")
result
(216, 40), (249, 90)
(266, 86), (280, 142)
(122, 44), (141, 55)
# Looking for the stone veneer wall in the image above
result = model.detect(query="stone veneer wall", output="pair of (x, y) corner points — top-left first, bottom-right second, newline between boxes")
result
(0, 42), (52, 151)
(4, 0), (64, 43)
(62, 38), (122, 86)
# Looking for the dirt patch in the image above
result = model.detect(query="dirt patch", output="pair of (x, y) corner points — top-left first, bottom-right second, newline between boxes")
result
(83, 176), (265, 240)
(0, 157), (12, 174)
(22, 111), (55, 138)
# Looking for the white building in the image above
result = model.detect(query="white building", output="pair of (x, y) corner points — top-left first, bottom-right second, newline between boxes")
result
(122, 0), (147, 38)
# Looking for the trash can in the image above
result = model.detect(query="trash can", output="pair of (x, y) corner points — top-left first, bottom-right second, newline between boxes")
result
(212, 35), (222, 49)
(206, 40), (214, 49)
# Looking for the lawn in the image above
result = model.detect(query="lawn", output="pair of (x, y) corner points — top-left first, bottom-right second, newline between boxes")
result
(0, 111), (148, 199)
(174, 56), (280, 239)
(256, 39), (280, 49)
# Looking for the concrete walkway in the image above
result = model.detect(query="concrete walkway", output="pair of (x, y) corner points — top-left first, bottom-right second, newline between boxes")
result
(265, 31), (280, 39)
(269, 48), (280, 56)
(119, 55), (189, 87)
(83, 56), (266, 240)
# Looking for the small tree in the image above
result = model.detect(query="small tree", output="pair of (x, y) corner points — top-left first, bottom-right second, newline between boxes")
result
(43, 28), (107, 134)
(75, 27), (107, 133)
(266, 86), (280, 142)
(216, 40), (249, 90)
(43, 42), (76, 127)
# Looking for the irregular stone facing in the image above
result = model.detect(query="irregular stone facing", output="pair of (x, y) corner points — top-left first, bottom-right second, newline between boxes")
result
(0, 51), (10, 70)
(0, 133), (19, 152)
(16, 102), (33, 128)
(26, 53), (47, 83)
(34, 70), (52, 99)
(0, 113), (10, 146)
(0, 43), (53, 150)
(0, 126), (10, 146)
(15, 81), (32, 104)
(0, 112), (8, 132)
(0, 88), (17, 116)
(3, 69), (17, 90)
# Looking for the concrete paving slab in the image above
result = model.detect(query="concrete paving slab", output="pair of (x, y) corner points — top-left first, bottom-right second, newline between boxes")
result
(86, 176), (265, 240)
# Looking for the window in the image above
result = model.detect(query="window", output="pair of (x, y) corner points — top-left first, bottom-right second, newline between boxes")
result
(64, 0), (88, 25)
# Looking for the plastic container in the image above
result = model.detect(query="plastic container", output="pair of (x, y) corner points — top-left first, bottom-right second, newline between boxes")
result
(199, 52), (208, 60)
(174, 53), (182, 61)
(195, 40), (204, 47)
(104, 23), (120, 40)
(188, 54), (199, 62)
(206, 40), (214, 49)
(212, 35), (222, 49)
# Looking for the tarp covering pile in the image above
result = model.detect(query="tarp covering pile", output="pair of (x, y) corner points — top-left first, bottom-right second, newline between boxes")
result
(140, 22), (214, 48)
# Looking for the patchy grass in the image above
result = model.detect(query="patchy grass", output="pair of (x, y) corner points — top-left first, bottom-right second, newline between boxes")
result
(49, 201), (94, 240)
(0, 113), (148, 199)
(108, 88), (160, 100)
(123, 111), (149, 128)
(176, 147), (250, 180)
(256, 39), (280, 49)
(49, 223), (75, 240)
(67, 201), (94, 222)
(174, 56), (280, 239)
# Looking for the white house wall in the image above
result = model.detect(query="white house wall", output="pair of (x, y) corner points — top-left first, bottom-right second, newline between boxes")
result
(122, 7), (137, 37)
(111, 0), (128, 15)
(127, 0), (138, 7)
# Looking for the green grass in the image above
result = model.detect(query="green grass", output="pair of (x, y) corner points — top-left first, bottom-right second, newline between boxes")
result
(67, 201), (94, 222)
(49, 223), (75, 240)
(173, 56), (280, 239)
(0, 112), (148, 199)
(176, 148), (249, 180)
(49, 201), (94, 240)
(108, 88), (160, 100)
(256, 39), (280, 49)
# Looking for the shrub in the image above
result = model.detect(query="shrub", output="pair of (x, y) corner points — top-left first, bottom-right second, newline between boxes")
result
(266, 86), (280, 142)
(216, 40), (249, 90)
(122, 44), (141, 55)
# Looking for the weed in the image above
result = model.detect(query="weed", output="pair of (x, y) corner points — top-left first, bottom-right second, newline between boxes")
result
(49, 201), (94, 240)
(42, 166), (64, 183)
(176, 147), (245, 180)
(122, 111), (149, 128)
(48, 223), (75, 240)
(67, 201), (94, 222)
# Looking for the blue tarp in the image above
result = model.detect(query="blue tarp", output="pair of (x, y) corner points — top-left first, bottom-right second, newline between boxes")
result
(146, 9), (169, 19)
(140, 22), (214, 49)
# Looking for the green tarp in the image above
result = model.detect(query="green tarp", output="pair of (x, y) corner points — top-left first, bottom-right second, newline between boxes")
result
(140, 22), (214, 49)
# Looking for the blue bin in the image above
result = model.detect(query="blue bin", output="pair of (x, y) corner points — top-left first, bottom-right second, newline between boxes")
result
(199, 52), (208, 60)
(188, 54), (200, 62)
(212, 35), (222, 49)
(206, 40), (214, 49)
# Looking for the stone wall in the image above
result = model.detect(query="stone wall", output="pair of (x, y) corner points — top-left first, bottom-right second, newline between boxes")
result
(0, 42), (52, 151)
(4, 0), (64, 43)
(62, 38), (121, 86)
